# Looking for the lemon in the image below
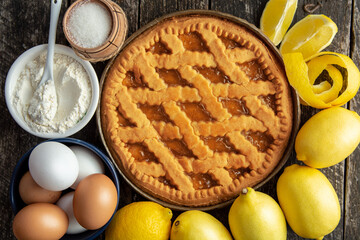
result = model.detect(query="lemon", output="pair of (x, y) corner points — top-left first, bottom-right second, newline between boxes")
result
(228, 188), (287, 240)
(277, 164), (341, 239)
(105, 201), (172, 240)
(170, 210), (232, 240)
(280, 14), (338, 59)
(260, 0), (298, 45)
(295, 107), (360, 168)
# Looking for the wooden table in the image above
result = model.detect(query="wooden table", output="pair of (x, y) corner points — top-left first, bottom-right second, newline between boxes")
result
(1, 0), (359, 239)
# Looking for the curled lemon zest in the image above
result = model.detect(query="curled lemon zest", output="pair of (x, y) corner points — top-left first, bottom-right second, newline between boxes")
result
(283, 52), (360, 109)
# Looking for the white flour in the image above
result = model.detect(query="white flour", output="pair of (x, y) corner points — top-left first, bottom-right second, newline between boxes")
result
(12, 52), (92, 133)
(27, 78), (58, 125)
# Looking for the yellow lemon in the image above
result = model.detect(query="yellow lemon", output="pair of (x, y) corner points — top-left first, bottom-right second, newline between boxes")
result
(280, 14), (337, 59)
(105, 201), (172, 240)
(228, 188), (287, 240)
(170, 210), (232, 240)
(295, 107), (360, 168)
(260, 0), (298, 45)
(277, 164), (340, 239)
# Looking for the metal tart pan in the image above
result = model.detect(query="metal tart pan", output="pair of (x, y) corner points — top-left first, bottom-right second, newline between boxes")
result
(96, 9), (301, 211)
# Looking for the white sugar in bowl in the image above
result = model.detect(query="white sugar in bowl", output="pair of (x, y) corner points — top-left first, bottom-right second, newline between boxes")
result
(63, 0), (128, 62)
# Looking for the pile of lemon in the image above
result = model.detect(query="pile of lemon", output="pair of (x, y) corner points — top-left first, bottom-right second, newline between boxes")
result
(105, 1), (360, 240)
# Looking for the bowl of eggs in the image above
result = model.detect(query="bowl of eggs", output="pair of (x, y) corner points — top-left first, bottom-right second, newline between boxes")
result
(9, 138), (120, 240)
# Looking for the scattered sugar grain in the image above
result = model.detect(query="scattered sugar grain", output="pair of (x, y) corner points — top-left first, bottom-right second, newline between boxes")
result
(67, 2), (112, 48)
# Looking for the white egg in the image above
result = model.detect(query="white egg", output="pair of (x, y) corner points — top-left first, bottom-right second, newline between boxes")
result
(29, 141), (79, 191)
(69, 145), (105, 189)
(56, 191), (87, 234)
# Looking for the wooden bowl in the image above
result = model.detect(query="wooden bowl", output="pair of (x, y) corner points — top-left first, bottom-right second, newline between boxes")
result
(63, 0), (128, 62)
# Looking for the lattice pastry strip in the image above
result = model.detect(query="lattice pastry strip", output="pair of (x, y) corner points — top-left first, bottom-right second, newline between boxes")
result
(115, 85), (150, 128)
(152, 122), (182, 140)
(135, 161), (166, 178)
(116, 126), (158, 143)
(191, 153), (250, 173)
(211, 81), (277, 99)
(197, 28), (251, 84)
(192, 115), (267, 137)
(163, 101), (213, 159)
(226, 48), (258, 64)
(227, 131), (267, 169)
(243, 95), (280, 137)
(178, 66), (231, 121)
(208, 168), (233, 186)
(134, 53), (167, 91)
(160, 33), (185, 53)
(144, 138), (194, 193)
(128, 87), (201, 105)
(149, 51), (217, 69)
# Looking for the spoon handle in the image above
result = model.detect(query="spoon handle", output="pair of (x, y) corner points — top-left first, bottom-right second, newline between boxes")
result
(44, 0), (62, 80)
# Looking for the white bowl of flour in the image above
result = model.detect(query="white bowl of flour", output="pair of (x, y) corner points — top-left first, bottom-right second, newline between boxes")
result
(5, 44), (99, 138)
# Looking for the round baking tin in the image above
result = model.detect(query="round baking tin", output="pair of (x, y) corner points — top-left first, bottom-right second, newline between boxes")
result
(96, 9), (301, 211)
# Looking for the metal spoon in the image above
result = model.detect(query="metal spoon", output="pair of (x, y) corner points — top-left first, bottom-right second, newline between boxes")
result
(27, 0), (62, 125)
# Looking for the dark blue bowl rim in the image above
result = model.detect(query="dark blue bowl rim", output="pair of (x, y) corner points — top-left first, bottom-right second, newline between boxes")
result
(9, 137), (120, 240)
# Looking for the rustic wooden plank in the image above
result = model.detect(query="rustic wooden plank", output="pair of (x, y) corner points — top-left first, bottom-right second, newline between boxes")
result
(139, 0), (209, 27)
(211, 0), (266, 25)
(113, 0), (139, 35)
(345, 0), (360, 238)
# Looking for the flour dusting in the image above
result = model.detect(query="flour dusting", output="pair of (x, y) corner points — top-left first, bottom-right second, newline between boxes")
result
(12, 52), (92, 133)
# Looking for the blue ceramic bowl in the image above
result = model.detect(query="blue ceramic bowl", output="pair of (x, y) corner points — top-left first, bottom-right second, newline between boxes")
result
(9, 138), (120, 240)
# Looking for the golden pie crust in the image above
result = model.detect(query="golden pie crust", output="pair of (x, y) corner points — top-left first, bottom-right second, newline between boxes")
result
(100, 15), (293, 207)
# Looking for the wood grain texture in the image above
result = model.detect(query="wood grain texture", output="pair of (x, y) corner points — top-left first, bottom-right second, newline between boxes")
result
(0, 0), (359, 239)
(113, 0), (139, 35)
(139, 0), (209, 27)
(346, 0), (360, 239)
(211, 0), (266, 25)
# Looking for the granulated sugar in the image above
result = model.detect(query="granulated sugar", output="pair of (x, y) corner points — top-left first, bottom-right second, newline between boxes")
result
(67, 1), (112, 48)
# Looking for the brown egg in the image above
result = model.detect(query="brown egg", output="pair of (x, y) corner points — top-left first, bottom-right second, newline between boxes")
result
(19, 171), (62, 204)
(12, 203), (68, 240)
(73, 173), (117, 230)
